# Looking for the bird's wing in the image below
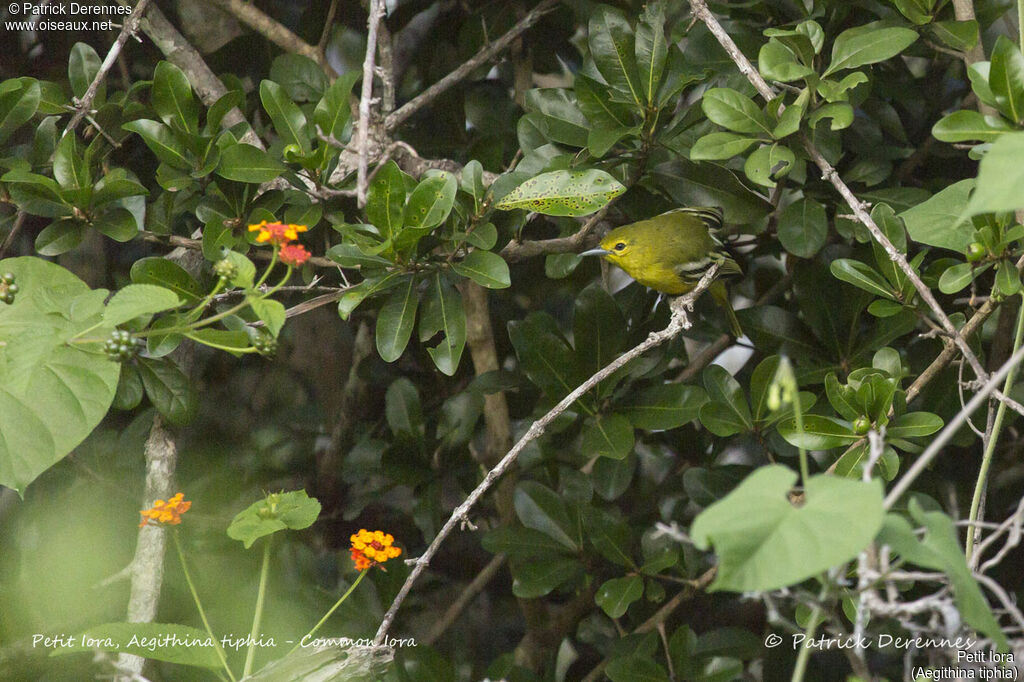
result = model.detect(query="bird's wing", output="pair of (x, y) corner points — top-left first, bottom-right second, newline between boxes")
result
(664, 206), (724, 232)
(673, 249), (741, 283)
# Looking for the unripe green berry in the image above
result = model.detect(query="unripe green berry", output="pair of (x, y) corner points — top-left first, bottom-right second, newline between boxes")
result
(965, 242), (986, 262)
(2, 272), (14, 284)
(852, 416), (871, 435)
(6, 283), (17, 294)
(213, 258), (238, 280)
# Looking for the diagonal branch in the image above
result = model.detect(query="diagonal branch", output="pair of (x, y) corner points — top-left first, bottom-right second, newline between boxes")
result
(372, 263), (723, 645)
(384, 0), (560, 131)
(207, 0), (336, 77)
(686, 0), (988, 385)
(356, 0), (387, 208)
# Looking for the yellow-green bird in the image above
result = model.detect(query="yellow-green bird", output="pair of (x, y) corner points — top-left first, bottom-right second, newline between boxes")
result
(580, 207), (744, 337)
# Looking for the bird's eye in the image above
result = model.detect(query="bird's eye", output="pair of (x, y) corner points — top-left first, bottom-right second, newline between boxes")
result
(614, 242), (627, 251)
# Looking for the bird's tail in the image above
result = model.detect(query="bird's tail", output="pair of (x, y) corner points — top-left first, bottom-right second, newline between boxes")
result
(711, 281), (744, 338)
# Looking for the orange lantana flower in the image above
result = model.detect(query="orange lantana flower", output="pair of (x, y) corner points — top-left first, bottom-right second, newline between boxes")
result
(248, 221), (308, 245)
(139, 492), (192, 527)
(279, 243), (311, 267)
(349, 529), (402, 570)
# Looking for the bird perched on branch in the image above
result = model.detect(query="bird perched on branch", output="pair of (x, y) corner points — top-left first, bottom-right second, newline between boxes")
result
(580, 207), (743, 337)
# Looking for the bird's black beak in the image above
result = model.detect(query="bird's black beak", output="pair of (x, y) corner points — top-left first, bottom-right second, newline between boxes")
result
(579, 248), (611, 257)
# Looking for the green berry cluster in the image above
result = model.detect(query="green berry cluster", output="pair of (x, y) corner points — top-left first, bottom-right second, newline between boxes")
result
(104, 329), (144, 362)
(0, 272), (18, 304)
(213, 258), (238, 281)
(253, 334), (278, 356)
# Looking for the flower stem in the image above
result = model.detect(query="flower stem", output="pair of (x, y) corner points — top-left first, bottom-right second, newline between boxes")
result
(243, 537), (273, 678)
(172, 531), (237, 682)
(790, 580), (829, 682)
(286, 569), (368, 657)
(965, 293), (1024, 563)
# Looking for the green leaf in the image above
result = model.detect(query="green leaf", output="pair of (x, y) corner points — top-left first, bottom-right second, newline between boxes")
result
(989, 35), (1024, 124)
(452, 250), (511, 289)
(404, 172), (458, 232)
(419, 273), (466, 376)
(701, 88), (772, 135)
(216, 143), (287, 184)
(226, 490), (321, 549)
(635, 1), (667, 105)
(887, 412), (943, 438)
(900, 178), (974, 251)
(689, 132), (760, 161)
(691, 466), (885, 591)
(366, 160), (407, 242)
(743, 143), (795, 188)
(964, 132), (1024, 218)
(0, 79), (40, 145)
(103, 284), (182, 327)
(260, 79), (310, 154)
(122, 120), (191, 170)
(249, 297), (286, 337)
(930, 20), (979, 52)
(524, 88), (589, 148)
(0, 257), (119, 493)
(130, 257), (203, 303)
(621, 384), (707, 430)
(581, 413), (635, 460)
(596, 576), (643, 618)
(891, 0), (933, 24)
(932, 110), (1012, 143)
(585, 506), (633, 565)
(186, 328), (250, 356)
(511, 556), (581, 598)
(482, 526), (572, 558)
(269, 54), (328, 102)
(759, 40), (814, 82)
(514, 481), (579, 550)
(702, 365), (753, 431)
(777, 415), (859, 449)
(314, 71), (360, 141)
(221, 250), (256, 289)
(593, 453), (637, 501)
(375, 276), (419, 362)
(53, 623), (220, 668)
(823, 24), (918, 77)
(778, 198), (827, 258)
(94, 206), (139, 242)
(588, 6), (643, 105)
(508, 313), (585, 401)
(573, 282), (625, 376)
(495, 169), (626, 217)
(385, 377), (422, 439)
(152, 61), (198, 134)
(879, 504), (1008, 650)
(68, 42), (101, 99)
(606, 656), (670, 682)
(137, 357), (198, 425)
(830, 259), (895, 299)
(807, 102), (854, 131)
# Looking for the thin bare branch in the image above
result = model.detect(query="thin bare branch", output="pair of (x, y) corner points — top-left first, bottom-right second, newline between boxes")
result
(66, 0), (153, 134)
(207, 0), (336, 76)
(0, 210), (28, 260)
(356, 0), (387, 207)
(385, 0), (559, 131)
(423, 553), (507, 645)
(373, 264), (724, 645)
(501, 204), (611, 262)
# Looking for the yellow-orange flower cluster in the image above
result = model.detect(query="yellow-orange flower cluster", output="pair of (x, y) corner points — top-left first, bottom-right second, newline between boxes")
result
(139, 492), (192, 528)
(248, 221), (308, 245)
(349, 529), (402, 571)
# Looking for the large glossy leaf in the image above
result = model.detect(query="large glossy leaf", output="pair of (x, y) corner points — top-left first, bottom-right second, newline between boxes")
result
(495, 169), (625, 216)
(375, 276), (419, 362)
(691, 466), (884, 591)
(777, 414), (859, 449)
(130, 257), (204, 303)
(778, 198), (827, 258)
(932, 110), (1013, 143)
(403, 172), (457, 236)
(103, 284), (182, 327)
(573, 282), (625, 376)
(964, 132), (1024, 218)
(596, 576), (643, 618)
(508, 312), (586, 402)
(989, 35), (1024, 124)
(419, 273), (465, 376)
(635, 2), (667, 105)
(137, 357), (197, 425)
(511, 556), (582, 598)
(122, 120), (191, 170)
(524, 88), (589, 148)
(581, 413), (635, 460)
(314, 71), (360, 141)
(216, 143), (287, 184)
(152, 61), (198, 134)
(0, 257), (119, 494)
(588, 6), (643, 104)
(366, 160), (407, 242)
(68, 42), (101, 99)
(514, 481), (579, 550)
(452, 251), (511, 289)
(823, 24), (918, 76)
(260, 79), (310, 153)
(620, 384), (707, 430)
(701, 88), (772, 135)
(0, 79), (40, 145)
(900, 179), (974, 251)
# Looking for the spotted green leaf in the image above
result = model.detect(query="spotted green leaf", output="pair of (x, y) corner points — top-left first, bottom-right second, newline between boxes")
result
(495, 169), (625, 216)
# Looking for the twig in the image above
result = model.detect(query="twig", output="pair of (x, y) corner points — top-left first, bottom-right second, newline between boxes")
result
(318, 0), (339, 56)
(685, 0), (988, 387)
(0, 210), (27, 260)
(423, 554), (507, 645)
(65, 0), (152, 134)
(384, 0), (560, 131)
(883, 344), (1024, 510)
(372, 264), (723, 645)
(207, 0), (336, 76)
(356, 0), (387, 208)
(139, 231), (337, 268)
(501, 204), (610, 262)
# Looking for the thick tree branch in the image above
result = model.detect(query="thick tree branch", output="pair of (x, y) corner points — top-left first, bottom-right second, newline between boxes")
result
(207, 0), (336, 76)
(384, 0), (560, 131)
(372, 264), (722, 645)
